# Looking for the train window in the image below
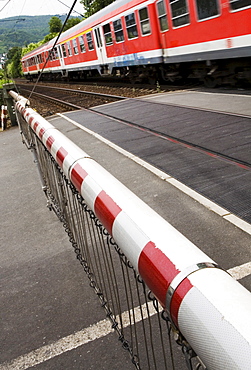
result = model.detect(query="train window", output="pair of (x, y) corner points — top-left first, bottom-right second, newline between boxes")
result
(139, 7), (151, 35)
(229, 0), (251, 10)
(62, 44), (67, 58)
(86, 31), (94, 50)
(125, 13), (138, 39)
(73, 39), (79, 55)
(156, 0), (169, 31)
(50, 48), (58, 60)
(103, 23), (113, 45)
(169, 0), (190, 27)
(113, 19), (124, 42)
(54, 48), (59, 59)
(195, 0), (219, 20)
(79, 35), (86, 52)
(67, 41), (72, 56)
(48, 50), (53, 61)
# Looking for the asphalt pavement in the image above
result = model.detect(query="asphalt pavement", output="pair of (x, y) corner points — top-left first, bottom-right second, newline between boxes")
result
(1, 88), (251, 369)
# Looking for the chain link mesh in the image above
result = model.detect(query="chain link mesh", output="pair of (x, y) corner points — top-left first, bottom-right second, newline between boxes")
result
(16, 108), (206, 370)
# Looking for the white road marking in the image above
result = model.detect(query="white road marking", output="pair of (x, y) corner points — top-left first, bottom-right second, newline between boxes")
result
(58, 113), (251, 236)
(2, 109), (249, 369)
(0, 304), (156, 370)
(227, 261), (251, 281)
(1, 260), (250, 370)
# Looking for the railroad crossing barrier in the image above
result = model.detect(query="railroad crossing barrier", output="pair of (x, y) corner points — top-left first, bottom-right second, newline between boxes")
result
(9, 90), (251, 370)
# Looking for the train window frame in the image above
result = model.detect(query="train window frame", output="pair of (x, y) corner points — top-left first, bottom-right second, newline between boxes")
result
(138, 6), (151, 36)
(86, 31), (94, 51)
(103, 23), (113, 45)
(79, 35), (86, 53)
(169, 0), (190, 28)
(72, 38), (79, 55)
(125, 12), (139, 40)
(195, 0), (220, 21)
(156, 0), (169, 32)
(57, 46), (63, 59)
(113, 18), (124, 43)
(229, 0), (251, 11)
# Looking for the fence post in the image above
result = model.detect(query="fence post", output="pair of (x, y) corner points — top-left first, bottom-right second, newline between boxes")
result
(0, 105), (7, 131)
(3, 83), (17, 126)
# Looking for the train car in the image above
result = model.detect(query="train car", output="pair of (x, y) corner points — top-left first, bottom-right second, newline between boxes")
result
(21, 0), (251, 86)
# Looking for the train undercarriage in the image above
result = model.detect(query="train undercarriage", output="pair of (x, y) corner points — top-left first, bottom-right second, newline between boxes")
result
(27, 57), (251, 88)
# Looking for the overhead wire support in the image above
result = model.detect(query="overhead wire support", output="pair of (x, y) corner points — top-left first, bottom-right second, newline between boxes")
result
(28, 0), (79, 101)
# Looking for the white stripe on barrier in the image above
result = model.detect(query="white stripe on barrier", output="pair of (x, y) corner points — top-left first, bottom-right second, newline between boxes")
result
(11, 91), (251, 369)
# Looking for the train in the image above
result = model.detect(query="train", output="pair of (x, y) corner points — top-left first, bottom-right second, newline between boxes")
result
(21, 0), (251, 87)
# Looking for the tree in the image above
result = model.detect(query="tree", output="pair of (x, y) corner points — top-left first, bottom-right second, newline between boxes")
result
(81, 0), (93, 18)
(5, 47), (22, 78)
(63, 17), (82, 31)
(49, 16), (62, 33)
(80, 0), (115, 18)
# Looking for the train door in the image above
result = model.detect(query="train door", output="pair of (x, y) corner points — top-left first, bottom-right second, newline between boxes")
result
(57, 45), (65, 68)
(93, 26), (106, 66)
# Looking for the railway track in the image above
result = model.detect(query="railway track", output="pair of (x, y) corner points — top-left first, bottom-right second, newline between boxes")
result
(16, 83), (126, 112)
(15, 79), (203, 116)
(16, 82), (251, 173)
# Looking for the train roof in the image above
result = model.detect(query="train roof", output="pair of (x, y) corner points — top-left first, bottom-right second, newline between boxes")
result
(22, 0), (148, 60)
(57, 0), (143, 43)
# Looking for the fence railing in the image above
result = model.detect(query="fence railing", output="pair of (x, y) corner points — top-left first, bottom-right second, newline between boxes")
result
(10, 90), (251, 370)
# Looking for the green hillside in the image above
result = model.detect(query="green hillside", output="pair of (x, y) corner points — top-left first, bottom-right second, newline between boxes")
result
(0, 15), (76, 53)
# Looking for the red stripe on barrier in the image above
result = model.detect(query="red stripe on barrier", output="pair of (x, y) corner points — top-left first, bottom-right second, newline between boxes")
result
(94, 190), (122, 235)
(138, 241), (180, 307)
(39, 128), (45, 139)
(33, 122), (39, 131)
(170, 277), (193, 327)
(56, 147), (68, 167)
(46, 136), (55, 150)
(71, 163), (88, 192)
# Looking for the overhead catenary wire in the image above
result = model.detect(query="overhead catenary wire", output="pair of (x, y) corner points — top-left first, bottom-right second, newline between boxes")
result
(0, 0), (12, 15)
(57, 0), (84, 17)
(28, 0), (79, 100)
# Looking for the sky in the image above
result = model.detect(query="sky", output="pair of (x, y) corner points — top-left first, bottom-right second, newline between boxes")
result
(0, 0), (84, 19)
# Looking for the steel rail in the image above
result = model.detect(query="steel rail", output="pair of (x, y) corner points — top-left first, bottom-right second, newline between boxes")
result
(16, 83), (126, 101)
(17, 88), (84, 111)
(17, 84), (251, 170)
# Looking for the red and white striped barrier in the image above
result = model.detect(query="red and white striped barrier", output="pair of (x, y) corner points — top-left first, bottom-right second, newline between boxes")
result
(1, 105), (8, 130)
(11, 91), (251, 369)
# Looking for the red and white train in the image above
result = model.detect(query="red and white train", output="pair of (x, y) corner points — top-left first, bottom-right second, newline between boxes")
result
(21, 0), (251, 86)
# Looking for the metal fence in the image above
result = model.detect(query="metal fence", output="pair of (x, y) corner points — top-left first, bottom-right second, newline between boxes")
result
(11, 90), (251, 370)
(14, 97), (202, 370)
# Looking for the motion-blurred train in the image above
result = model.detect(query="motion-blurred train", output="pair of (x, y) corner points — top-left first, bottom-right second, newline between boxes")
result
(22, 0), (251, 86)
